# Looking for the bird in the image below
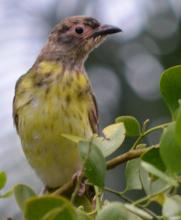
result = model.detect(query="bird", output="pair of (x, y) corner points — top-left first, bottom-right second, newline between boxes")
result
(13, 16), (121, 190)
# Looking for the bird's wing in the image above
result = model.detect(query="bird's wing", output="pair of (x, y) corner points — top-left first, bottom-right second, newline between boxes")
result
(13, 72), (33, 133)
(89, 92), (99, 134)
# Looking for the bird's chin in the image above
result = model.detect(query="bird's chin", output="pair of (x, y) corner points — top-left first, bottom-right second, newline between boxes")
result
(94, 35), (106, 48)
(84, 36), (105, 52)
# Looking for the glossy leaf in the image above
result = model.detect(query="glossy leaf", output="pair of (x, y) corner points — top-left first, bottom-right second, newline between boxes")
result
(79, 141), (106, 187)
(142, 148), (166, 172)
(61, 134), (85, 144)
(73, 195), (92, 213)
(0, 188), (14, 198)
(14, 184), (36, 210)
(160, 65), (181, 118)
(125, 158), (142, 191)
(141, 161), (177, 186)
(140, 166), (168, 196)
(125, 204), (153, 219)
(139, 166), (151, 195)
(76, 210), (91, 220)
(0, 171), (7, 190)
(92, 123), (126, 157)
(163, 195), (181, 219)
(175, 105), (181, 147)
(24, 195), (77, 220)
(160, 122), (181, 173)
(96, 202), (142, 220)
(116, 116), (141, 136)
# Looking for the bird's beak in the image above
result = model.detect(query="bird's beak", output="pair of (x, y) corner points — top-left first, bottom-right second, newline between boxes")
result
(91, 24), (122, 38)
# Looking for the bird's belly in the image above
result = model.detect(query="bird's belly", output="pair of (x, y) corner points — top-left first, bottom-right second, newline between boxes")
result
(18, 91), (92, 188)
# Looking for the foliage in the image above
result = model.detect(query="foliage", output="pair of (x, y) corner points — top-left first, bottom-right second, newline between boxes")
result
(1, 65), (181, 219)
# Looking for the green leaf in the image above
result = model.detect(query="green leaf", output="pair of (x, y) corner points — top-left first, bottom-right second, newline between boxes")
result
(0, 171), (7, 190)
(141, 161), (177, 186)
(63, 123), (126, 158)
(24, 195), (77, 220)
(139, 166), (151, 195)
(92, 123), (126, 157)
(160, 122), (181, 173)
(142, 148), (166, 172)
(125, 158), (142, 191)
(160, 65), (181, 118)
(73, 195), (92, 212)
(14, 184), (36, 211)
(125, 204), (153, 219)
(79, 141), (106, 187)
(175, 105), (181, 147)
(96, 202), (142, 220)
(76, 209), (91, 220)
(0, 188), (14, 198)
(116, 116), (141, 136)
(61, 134), (85, 144)
(140, 166), (168, 196)
(163, 195), (181, 219)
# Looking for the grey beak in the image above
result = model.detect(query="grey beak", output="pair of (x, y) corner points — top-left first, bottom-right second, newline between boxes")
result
(91, 24), (122, 38)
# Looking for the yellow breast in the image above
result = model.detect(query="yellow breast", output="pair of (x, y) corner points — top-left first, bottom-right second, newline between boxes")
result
(14, 61), (93, 187)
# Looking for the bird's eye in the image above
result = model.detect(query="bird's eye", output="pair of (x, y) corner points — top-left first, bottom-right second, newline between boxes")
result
(75, 27), (84, 34)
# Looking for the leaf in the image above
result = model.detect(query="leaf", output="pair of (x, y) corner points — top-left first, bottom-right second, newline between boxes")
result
(42, 206), (77, 220)
(76, 209), (91, 220)
(61, 134), (85, 144)
(139, 166), (151, 195)
(125, 204), (153, 219)
(24, 195), (77, 220)
(160, 122), (181, 173)
(96, 202), (142, 220)
(140, 166), (168, 196)
(0, 171), (7, 190)
(14, 184), (36, 211)
(163, 195), (181, 219)
(125, 158), (142, 191)
(160, 65), (181, 118)
(73, 195), (92, 213)
(92, 123), (126, 157)
(79, 141), (106, 187)
(0, 188), (14, 198)
(142, 148), (166, 172)
(175, 105), (181, 147)
(141, 161), (177, 186)
(63, 123), (126, 158)
(116, 116), (141, 136)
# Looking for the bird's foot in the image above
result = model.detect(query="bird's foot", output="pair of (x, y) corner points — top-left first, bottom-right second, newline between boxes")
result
(72, 170), (86, 196)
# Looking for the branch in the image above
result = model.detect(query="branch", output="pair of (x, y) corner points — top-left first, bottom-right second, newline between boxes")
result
(52, 179), (73, 195)
(106, 146), (157, 170)
(52, 146), (158, 195)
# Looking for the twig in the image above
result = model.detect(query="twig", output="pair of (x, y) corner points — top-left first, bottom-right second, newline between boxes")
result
(106, 146), (158, 170)
(133, 185), (171, 206)
(104, 187), (132, 203)
(52, 146), (158, 195)
(132, 123), (169, 149)
(51, 179), (74, 195)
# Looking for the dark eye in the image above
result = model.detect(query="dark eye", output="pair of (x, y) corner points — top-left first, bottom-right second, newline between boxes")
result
(75, 27), (84, 34)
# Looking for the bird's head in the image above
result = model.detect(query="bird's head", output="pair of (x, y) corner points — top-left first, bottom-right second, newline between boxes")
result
(40, 16), (121, 67)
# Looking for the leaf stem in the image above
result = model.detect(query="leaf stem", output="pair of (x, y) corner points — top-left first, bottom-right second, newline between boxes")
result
(104, 186), (161, 220)
(95, 186), (102, 211)
(132, 123), (169, 149)
(133, 185), (171, 206)
(104, 187), (132, 203)
(106, 146), (158, 170)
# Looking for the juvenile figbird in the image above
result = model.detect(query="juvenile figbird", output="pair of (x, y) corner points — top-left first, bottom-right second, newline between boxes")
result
(13, 16), (121, 189)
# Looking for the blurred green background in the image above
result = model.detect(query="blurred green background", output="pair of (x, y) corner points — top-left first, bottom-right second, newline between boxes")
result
(1, 0), (181, 219)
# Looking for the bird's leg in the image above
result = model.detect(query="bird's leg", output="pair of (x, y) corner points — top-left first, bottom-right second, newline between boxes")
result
(71, 169), (86, 198)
